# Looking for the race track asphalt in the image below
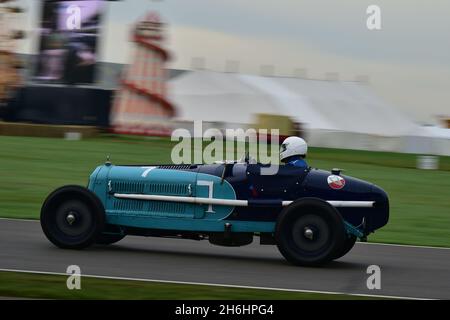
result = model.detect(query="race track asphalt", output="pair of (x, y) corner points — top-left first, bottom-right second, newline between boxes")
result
(1, 219), (449, 299)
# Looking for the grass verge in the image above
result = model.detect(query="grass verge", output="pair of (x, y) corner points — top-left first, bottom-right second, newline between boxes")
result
(0, 134), (449, 247)
(0, 271), (373, 300)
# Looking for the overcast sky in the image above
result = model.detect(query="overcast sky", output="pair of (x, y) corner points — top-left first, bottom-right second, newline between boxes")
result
(16, 0), (450, 124)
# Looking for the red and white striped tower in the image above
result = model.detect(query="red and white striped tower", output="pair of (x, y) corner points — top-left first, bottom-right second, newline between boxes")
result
(111, 12), (175, 136)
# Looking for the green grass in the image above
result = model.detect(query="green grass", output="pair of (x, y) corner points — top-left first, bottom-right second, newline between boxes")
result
(0, 271), (371, 300)
(0, 134), (449, 247)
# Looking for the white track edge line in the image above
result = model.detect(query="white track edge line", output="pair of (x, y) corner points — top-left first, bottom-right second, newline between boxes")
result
(355, 242), (450, 250)
(0, 268), (431, 300)
(0, 217), (38, 223)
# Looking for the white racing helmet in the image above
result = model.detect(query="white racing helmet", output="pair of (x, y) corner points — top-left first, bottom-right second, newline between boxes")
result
(280, 136), (308, 161)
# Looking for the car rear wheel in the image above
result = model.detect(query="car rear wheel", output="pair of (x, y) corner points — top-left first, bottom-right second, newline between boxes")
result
(41, 186), (105, 249)
(275, 198), (346, 267)
(95, 233), (125, 245)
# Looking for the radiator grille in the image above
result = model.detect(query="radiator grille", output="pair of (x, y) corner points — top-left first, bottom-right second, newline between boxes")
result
(112, 199), (145, 211)
(149, 201), (186, 214)
(158, 164), (192, 170)
(110, 180), (191, 216)
(111, 181), (145, 194)
(111, 181), (188, 196)
(111, 200), (188, 217)
(147, 183), (188, 195)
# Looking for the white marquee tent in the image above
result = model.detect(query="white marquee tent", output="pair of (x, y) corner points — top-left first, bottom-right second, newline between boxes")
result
(169, 70), (450, 156)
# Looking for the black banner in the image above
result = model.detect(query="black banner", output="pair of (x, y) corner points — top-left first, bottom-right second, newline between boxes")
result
(7, 85), (112, 127)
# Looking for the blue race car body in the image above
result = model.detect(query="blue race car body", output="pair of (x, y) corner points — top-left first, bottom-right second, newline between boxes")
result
(41, 160), (389, 266)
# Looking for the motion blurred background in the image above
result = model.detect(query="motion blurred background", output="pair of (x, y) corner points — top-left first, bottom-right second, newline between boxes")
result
(0, 0), (449, 247)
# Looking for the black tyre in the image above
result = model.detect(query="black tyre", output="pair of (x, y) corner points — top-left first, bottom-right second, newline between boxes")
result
(275, 198), (347, 267)
(40, 186), (105, 249)
(95, 233), (125, 245)
(333, 235), (357, 260)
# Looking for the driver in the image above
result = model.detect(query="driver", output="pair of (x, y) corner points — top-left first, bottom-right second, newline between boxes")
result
(280, 136), (308, 168)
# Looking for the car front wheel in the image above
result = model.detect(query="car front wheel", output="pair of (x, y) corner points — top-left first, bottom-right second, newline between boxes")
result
(275, 198), (346, 267)
(333, 235), (357, 260)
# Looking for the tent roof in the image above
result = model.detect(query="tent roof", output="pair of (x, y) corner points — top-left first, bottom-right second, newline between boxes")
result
(169, 70), (419, 136)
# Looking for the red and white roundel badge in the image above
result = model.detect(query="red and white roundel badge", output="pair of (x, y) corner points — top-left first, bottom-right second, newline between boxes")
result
(327, 175), (346, 190)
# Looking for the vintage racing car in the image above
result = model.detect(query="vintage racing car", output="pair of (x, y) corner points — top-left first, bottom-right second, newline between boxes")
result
(41, 158), (389, 266)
